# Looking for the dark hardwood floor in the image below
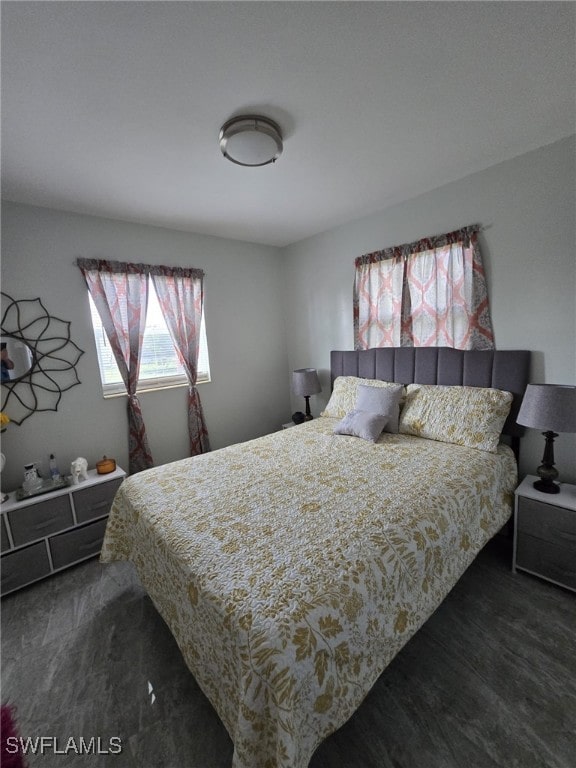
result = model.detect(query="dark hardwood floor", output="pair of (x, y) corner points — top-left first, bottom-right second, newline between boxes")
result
(2, 537), (575, 767)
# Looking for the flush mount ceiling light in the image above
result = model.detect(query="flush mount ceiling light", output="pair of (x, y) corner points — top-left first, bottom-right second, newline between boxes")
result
(219, 115), (283, 167)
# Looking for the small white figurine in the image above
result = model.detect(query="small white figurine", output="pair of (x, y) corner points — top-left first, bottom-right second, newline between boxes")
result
(70, 457), (89, 484)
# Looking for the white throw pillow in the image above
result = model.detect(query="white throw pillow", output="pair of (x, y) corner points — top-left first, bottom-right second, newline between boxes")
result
(356, 383), (404, 434)
(333, 409), (388, 442)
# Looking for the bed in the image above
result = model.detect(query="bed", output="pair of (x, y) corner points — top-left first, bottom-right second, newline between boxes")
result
(101, 346), (531, 768)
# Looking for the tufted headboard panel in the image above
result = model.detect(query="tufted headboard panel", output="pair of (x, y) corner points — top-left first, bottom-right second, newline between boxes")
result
(330, 347), (531, 439)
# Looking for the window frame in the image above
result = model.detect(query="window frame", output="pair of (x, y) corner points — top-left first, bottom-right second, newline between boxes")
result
(87, 279), (211, 398)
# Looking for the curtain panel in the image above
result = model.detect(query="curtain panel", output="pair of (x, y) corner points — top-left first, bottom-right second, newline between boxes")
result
(77, 259), (210, 472)
(77, 258), (153, 474)
(353, 225), (495, 351)
(150, 266), (210, 456)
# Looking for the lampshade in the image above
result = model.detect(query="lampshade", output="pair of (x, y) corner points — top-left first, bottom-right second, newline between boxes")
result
(219, 115), (283, 167)
(517, 384), (576, 432)
(292, 368), (321, 397)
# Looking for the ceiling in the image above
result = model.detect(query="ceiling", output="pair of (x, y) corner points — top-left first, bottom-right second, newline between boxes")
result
(2, 2), (575, 248)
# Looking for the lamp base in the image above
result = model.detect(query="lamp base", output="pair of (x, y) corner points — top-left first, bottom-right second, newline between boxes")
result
(533, 478), (560, 494)
(533, 431), (560, 494)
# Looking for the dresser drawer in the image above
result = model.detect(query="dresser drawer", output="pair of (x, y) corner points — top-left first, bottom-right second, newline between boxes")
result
(49, 518), (108, 570)
(73, 479), (123, 524)
(1, 515), (10, 553)
(1, 541), (51, 594)
(516, 533), (576, 591)
(517, 496), (576, 547)
(8, 496), (73, 547)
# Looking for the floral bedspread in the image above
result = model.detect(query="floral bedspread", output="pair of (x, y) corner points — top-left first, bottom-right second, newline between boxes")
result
(101, 417), (517, 768)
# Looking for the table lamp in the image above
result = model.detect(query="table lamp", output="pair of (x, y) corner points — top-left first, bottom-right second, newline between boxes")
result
(292, 368), (321, 421)
(517, 383), (576, 493)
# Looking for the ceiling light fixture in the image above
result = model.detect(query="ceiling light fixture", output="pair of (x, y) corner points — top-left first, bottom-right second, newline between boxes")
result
(219, 115), (283, 167)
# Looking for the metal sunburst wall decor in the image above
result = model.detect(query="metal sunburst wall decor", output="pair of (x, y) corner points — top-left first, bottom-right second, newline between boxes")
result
(1, 292), (84, 425)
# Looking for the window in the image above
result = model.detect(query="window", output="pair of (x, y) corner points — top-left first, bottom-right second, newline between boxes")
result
(89, 277), (210, 396)
(353, 224), (494, 351)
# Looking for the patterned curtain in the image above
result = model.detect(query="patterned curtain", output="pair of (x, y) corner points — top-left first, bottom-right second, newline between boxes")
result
(77, 258), (153, 474)
(150, 267), (210, 456)
(354, 254), (406, 347)
(354, 225), (494, 350)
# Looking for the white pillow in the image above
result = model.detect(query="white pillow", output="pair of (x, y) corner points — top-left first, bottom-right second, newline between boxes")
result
(323, 376), (405, 421)
(333, 410), (388, 442)
(356, 383), (404, 434)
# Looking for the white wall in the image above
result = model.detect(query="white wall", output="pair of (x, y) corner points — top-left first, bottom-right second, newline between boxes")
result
(281, 136), (576, 483)
(2, 137), (574, 491)
(1, 203), (290, 490)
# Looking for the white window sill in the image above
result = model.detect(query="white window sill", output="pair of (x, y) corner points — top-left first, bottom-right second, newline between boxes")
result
(102, 376), (210, 399)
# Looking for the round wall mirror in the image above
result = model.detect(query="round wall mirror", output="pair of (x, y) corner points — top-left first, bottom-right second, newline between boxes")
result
(1, 292), (84, 425)
(1, 335), (35, 383)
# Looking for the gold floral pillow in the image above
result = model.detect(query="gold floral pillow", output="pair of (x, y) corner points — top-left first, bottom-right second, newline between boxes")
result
(322, 376), (405, 420)
(398, 384), (513, 453)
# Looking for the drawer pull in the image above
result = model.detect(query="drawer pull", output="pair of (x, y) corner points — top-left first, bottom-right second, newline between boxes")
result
(88, 501), (108, 511)
(554, 529), (576, 544)
(34, 518), (64, 531)
(79, 539), (102, 552)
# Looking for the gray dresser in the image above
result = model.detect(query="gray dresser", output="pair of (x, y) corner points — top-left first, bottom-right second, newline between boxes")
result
(1, 467), (125, 596)
(513, 475), (576, 592)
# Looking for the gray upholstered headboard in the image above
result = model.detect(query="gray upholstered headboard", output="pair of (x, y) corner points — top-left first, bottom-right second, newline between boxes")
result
(330, 347), (531, 440)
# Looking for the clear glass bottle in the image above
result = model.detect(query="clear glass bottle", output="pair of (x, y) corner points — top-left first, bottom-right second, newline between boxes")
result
(49, 454), (61, 481)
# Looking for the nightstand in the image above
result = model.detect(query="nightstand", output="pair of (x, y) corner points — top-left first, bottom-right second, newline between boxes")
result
(513, 475), (576, 592)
